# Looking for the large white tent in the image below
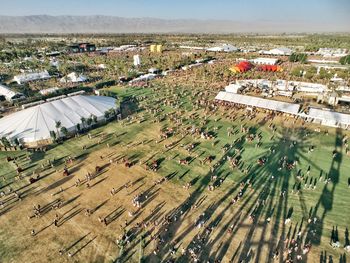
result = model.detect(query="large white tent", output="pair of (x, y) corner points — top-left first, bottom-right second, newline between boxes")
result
(0, 95), (116, 146)
(259, 47), (292, 56)
(215, 91), (300, 115)
(307, 108), (350, 128)
(207, 44), (238, 52)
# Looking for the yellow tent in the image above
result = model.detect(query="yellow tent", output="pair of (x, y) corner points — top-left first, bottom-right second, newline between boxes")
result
(150, 45), (156, 52)
(156, 45), (163, 53)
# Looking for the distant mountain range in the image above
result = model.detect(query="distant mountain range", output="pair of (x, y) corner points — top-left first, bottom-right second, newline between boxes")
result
(0, 15), (348, 34)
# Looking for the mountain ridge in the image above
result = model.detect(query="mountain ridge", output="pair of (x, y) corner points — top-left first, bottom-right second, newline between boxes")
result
(0, 15), (348, 34)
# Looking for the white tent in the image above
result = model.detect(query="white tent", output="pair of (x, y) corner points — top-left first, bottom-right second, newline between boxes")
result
(259, 47), (292, 56)
(60, 72), (88, 83)
(13, 70), (51, 84)
(224, 83), (242, 94)
(129, 73), (157, 83)
(0, 95), (116, 145)
(307, 108), (350, 128)
(0, 84), (25, 101)
(207, 44), (238, 52)
(215, 91), (300, 115)
(250, 58), (278, 65)
(97, 64), (106, 69)
(39, 87), (60, 95)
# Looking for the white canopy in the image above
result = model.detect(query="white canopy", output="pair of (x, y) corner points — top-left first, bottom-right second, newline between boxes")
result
(207, 44), (238, 52)
(250, 58), (278, 65)
(308, 108), (350, 127)
(0, 95), (116, 143)
(0, 84), (25, 101)
(129, 73), (156, 83)
(60, 72), (87, 83)
(224, 83), (242, 94)
(39, 87), (60, 95)
(13, 70), (51, 84)
(259, 47), (292, 56)
(215, 91), (300, 115)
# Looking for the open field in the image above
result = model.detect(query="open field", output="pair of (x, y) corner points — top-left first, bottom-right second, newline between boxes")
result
(0, 79), (350, 263)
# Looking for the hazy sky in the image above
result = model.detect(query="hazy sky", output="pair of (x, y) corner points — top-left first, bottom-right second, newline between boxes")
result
(1, 0), (349, 28)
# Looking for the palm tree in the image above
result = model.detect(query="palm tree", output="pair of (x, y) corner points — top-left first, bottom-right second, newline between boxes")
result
(91, 115), (98, 126)
(49, 130), (57, 142)
(110, 108), (117, 118)
(55, 120), (61, 139)
(76, 123), (81, 133)
(60, 126), (68, 138)
(86, 117), (93, 128)
(80, 117), (86, 130)
(115, 99), (121, 114)
(104, 110), (110, 121)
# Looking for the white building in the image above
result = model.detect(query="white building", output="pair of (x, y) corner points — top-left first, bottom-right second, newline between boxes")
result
(207, 44), (238, 52)
(249, 57), (278, 65)
(13, 70), (51, 84)
(259, 47), (292, 56)
(0, 84), (25, 102)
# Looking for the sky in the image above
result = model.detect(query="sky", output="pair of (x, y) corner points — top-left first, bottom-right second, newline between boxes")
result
(0, 0), (349, 29)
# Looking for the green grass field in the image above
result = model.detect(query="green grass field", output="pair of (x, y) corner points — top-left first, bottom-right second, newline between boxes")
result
(1, 81), (350, 262)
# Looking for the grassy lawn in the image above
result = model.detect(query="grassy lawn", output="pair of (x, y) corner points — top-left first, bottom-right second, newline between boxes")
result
(0, 82), (349, 262)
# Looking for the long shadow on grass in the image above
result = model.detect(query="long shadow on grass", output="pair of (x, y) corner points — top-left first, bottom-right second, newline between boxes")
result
(303, 128), (343, 261)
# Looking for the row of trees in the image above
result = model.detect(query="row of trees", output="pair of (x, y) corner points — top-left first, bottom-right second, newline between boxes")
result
(50, 108), (118, 142)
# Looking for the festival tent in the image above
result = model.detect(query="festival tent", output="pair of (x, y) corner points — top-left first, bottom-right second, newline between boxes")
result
(60, 72), (88, 83)
(259, 47), (292, 56)
(0, 84), (25, 101)
(257, 65), (283, 72)
(307, 107), (350, 128)
(207, 44), (238, 52)
(215, 91), (300, 115)
(0, 95), (116, 146)
(39, 87), (60, 96)
(229, 61), (253, 73)
(224, 83), (242, 94)
(13, 70), (51, 84)
(129, 73), (157, 83)
(250, 58), (278, 65)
